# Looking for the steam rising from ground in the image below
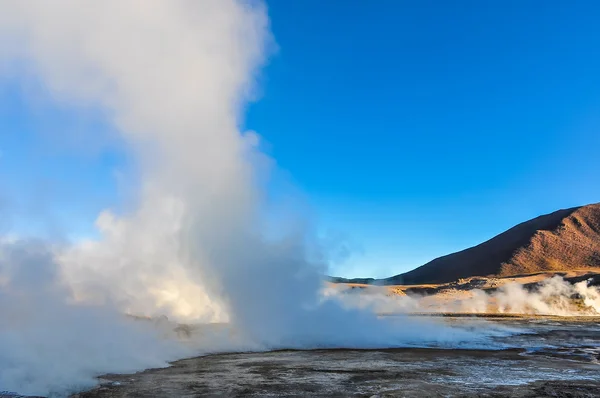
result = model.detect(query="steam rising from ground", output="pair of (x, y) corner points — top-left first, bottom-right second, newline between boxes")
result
(0, 1), (528, 396)
(329, 276), (600, 316)
(493, 277), (600, 315)
(0, 239), (186, 395)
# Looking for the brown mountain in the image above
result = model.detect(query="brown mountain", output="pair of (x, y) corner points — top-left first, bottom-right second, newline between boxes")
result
(381, 203), (600, 285)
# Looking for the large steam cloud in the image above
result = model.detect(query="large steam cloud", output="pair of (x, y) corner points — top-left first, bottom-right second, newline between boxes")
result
(0, 0), (270, 322)
(0, 1), (513, 396)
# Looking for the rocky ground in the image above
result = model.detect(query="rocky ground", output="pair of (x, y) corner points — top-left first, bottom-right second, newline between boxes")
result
(74, 317), (600, 398)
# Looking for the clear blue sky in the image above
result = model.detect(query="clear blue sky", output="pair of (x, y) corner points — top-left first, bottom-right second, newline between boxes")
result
(2, 1), (600, 278)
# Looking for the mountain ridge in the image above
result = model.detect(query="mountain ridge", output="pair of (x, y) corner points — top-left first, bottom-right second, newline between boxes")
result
(331, 203), (600, 285)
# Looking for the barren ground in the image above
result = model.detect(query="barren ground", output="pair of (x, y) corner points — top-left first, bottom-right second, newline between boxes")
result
(74, 317), (600, 397)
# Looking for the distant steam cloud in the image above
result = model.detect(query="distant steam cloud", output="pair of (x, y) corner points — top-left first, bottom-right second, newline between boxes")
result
(329, 276), (600, 316)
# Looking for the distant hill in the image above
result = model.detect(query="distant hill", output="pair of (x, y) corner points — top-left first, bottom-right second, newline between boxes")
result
(332, 203), (600, 285)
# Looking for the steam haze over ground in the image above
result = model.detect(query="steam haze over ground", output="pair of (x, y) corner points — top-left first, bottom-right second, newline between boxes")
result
(328, 274), (600, 317)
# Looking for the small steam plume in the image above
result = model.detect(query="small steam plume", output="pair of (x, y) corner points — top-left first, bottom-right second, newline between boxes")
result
(493, 277), (600, 315)
(330, 276), (600, 316)
(0, 1), (512, 396)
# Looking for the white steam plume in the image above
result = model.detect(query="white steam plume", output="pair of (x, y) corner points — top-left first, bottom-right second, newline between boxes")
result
(0, 1), (506, 396)
(494, 277), (600, 315)
(0, 0), (270, 321)
(329, 276), (600, 316)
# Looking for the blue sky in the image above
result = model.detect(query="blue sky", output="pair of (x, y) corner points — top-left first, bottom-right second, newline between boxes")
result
(2, 1), (600, 277)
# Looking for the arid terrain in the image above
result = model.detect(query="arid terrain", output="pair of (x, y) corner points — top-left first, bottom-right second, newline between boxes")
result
(333, 203), (600, 285)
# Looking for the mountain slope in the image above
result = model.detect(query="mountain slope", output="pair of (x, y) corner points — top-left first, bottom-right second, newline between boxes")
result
(381, 203), (600, 285)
